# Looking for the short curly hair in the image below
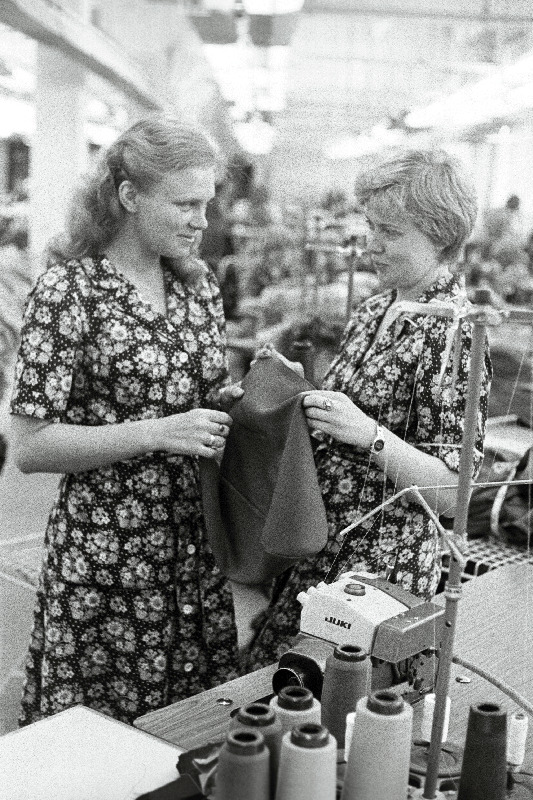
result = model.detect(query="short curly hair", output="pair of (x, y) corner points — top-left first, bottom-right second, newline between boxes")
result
(355, 149), (477, 263)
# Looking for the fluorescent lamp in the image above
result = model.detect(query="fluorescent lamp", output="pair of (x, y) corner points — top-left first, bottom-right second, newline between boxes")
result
(406, 49), (533, 130)
(243, 0), (304, 13)
(235, 112), (276, 154)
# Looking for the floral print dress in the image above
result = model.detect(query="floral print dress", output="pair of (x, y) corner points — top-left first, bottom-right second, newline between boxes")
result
(11, 256), (241, 725)
(247, 273), (492, 669)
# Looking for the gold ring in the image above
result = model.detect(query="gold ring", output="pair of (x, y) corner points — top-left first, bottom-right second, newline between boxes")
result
(323, 398), (333, 411)
(219, 424), (225, 434)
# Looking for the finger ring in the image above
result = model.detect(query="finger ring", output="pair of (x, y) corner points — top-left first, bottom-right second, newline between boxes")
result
(323, 398), (333, 411)
(209, 435), (216, 448)
(219, 424), (225, 434)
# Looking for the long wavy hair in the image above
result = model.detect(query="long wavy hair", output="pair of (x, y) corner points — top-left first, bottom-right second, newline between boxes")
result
(49, 115), (218, 285)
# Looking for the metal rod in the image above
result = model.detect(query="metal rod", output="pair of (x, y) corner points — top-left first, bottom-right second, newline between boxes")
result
(504, 307), (533, 324)
(423, 315), (489, 799)
(346, 249), (356, 324)
(303, 1), (533, 23)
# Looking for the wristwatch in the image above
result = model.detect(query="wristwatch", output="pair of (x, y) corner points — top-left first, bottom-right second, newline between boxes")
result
(369, 421), (385, 454)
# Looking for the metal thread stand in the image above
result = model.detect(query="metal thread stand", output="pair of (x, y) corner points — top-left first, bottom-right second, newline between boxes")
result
(304, 236), (360, 323)
(423, 293), (533, 798)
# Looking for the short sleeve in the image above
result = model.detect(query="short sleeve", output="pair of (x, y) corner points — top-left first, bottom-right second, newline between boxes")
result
(10, 261), (88, 422)
(414, 317), (492, 478)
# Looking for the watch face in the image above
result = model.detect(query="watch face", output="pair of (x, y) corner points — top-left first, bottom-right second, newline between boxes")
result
(373, 438), (385, 453)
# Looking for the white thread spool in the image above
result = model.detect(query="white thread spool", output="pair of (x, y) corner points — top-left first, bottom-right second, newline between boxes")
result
(216, 729), (270, 800)
(341, 690), (413, 800)
(275, 723), (337, 800)
(344, 712), (356, 761)
(270, 686), (321, 735)
(230, 701), (283, 792)
(420, 693), (451, 743)
(507, 711), (529, 769)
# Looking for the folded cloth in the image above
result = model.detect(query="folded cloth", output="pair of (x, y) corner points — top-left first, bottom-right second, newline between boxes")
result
(200, 357), (329, 584)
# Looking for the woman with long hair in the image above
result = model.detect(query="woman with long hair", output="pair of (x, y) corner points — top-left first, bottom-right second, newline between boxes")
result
(10, 116), (243, 725)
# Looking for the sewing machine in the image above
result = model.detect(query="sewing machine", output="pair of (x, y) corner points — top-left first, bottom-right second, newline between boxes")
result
(273, 571), (445, 700)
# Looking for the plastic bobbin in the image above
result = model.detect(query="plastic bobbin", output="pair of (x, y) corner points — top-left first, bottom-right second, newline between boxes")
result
(420, 694), (451, 743)
(507, 711), (529, 770)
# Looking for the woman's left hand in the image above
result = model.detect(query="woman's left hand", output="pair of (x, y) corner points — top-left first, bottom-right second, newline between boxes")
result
(302, 391), (375, 449)
(217, 383), (244, 409)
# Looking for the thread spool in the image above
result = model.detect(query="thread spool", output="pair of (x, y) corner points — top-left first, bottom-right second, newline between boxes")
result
(507, 710), (529, 770)
(230, 702), (283, 796)
(321, 644), (370, 749)
(420, 693), (451, 743)
(341, 689), (413, 800)
(270, 686), (321, 735)
(344, 712), (356, 762)
(216, 729), (270, 800)
(457, 702), (507, 800)
(275, 723), (337, 800)
(289, 339), (315, 384)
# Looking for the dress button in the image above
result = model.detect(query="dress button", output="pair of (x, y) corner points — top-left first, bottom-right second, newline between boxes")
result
(187, 544), (196, 555)
(184, 662), (194, 673)
(183, 604), (193, 615)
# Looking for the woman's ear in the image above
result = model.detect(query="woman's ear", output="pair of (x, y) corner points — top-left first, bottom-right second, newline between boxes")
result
(117, 180), (138, 213)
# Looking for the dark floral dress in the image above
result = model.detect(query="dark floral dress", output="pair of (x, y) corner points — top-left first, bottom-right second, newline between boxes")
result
(247, 273), (492, 669)
(11, 256), (241, 725)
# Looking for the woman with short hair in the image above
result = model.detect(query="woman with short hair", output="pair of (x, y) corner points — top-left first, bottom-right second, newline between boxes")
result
(10, 116), (243, 725)
(249, 149), (492, 667)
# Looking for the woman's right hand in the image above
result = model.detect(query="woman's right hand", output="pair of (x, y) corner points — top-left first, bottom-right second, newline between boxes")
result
(153, 408), (233, 458)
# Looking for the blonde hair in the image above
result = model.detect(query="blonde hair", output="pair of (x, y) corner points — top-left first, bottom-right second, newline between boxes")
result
(355, 149), (477, 263)
(50, 115), (218, 284)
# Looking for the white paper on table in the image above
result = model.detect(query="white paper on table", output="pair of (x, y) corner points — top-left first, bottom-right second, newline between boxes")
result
(0, 705), (183, 800)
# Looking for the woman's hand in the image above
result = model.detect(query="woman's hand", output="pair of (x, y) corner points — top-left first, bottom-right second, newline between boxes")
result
(302, 391), (375, 448)
(254, 343), (305, 378)
(153, 408), (233, 459)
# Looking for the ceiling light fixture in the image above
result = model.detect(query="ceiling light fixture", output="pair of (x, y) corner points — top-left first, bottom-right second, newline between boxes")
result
(406, 48), (533, 130)
(242, 1), (304, 13)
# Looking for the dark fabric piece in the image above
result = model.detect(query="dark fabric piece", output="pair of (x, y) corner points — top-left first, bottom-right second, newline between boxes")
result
(200, 357), (329, 584)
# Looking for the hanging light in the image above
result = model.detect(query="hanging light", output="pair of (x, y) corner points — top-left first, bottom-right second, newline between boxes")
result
(405, 49), (533, 130)
(242, 1), (305, 13)
(234, 110), (276, 154)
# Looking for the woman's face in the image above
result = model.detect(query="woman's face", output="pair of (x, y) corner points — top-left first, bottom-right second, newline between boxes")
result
(132, 166), (216, 259)
(365, 206), (443, 297)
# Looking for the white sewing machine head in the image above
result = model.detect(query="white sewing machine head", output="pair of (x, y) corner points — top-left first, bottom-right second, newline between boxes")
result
(273, 572), (444, 699)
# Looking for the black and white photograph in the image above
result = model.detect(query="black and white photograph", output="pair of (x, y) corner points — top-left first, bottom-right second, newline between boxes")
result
(0, 1), (532, 798)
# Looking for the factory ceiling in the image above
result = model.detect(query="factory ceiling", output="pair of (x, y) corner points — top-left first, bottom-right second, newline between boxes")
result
(188, 0), (533, 165)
